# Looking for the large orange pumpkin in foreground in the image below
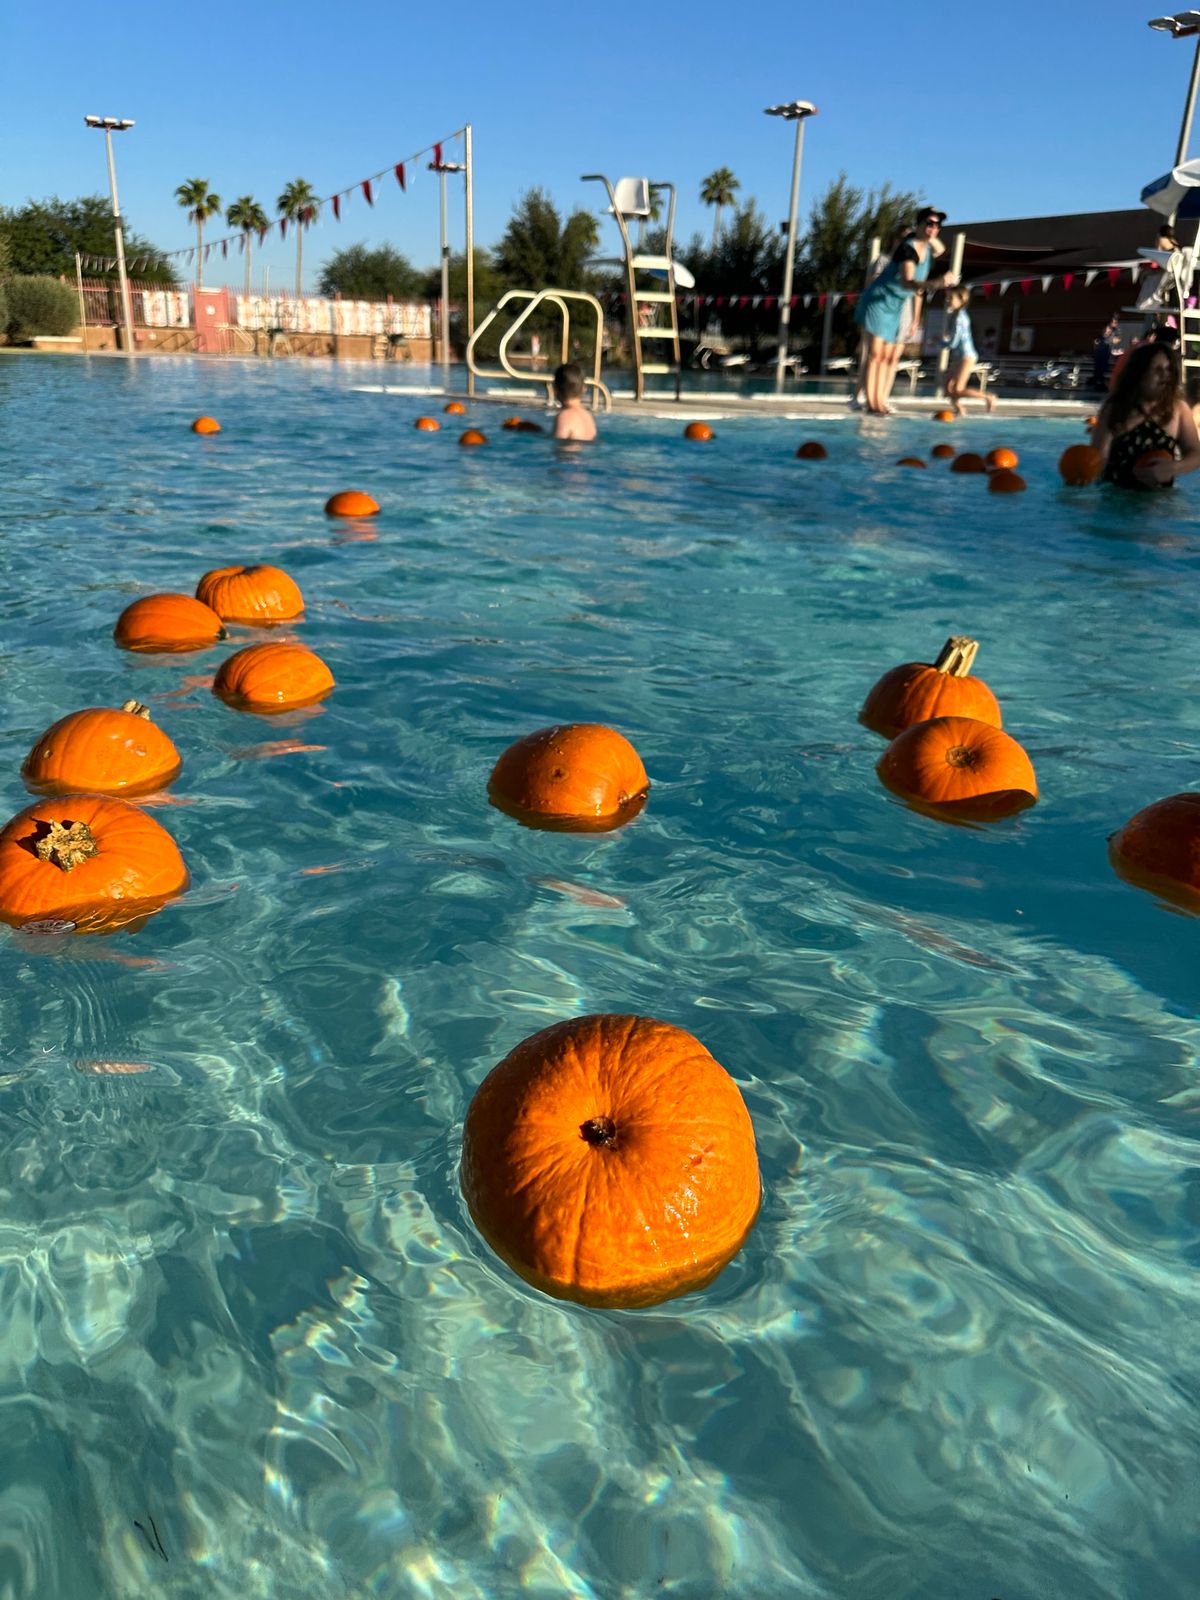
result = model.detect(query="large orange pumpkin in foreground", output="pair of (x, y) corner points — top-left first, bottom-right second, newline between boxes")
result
(0, 795), (188, 933)
(1059, 443), (1104, 485)
(196, 564), (304, 624)
(1109, 792), (1200, 907)
(22, 702), (181, 797)
(877, 715), (1037, 820)
(860, 635), (1001, 740)
(114, 593), (226, 652)
(213, 642), (334, 711)
(489, 724), (649, 829)
(461, 1013), (761, 1308)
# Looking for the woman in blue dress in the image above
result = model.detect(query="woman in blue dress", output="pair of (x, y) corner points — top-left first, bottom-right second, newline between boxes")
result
(855, 207), (952, 415)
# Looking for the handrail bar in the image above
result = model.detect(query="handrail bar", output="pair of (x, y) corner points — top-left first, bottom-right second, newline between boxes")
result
(466, 288), (611, 410)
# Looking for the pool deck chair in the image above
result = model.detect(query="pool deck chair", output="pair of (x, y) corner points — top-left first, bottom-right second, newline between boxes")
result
(583, 173), (685, 401)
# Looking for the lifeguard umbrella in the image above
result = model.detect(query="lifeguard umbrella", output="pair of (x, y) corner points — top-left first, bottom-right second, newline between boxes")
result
(1141, 158), (1200, 218)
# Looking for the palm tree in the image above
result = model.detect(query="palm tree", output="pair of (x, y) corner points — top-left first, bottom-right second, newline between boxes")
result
(276, 179), (320, 298)
(175, 179), (222, 289)
(700, 169), (740, 251)
(225, 196), (269, 299)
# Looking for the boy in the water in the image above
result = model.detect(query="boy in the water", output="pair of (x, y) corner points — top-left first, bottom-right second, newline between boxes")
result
(552, 362), (597, 441)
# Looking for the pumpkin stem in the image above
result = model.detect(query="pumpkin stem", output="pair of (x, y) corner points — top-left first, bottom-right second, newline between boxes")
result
(580, 1115), (618, 1148)
(120, 700), (151, 720)
(933, 636), (980, 678)
(945, 744), (979, 769)
(35, 819), (99, 872)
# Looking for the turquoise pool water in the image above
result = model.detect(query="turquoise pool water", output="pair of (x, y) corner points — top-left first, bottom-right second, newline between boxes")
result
(1, 355), (1197, 1599)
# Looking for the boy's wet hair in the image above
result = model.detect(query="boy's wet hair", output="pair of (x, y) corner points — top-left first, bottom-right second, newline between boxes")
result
(553, 362), (585, 401)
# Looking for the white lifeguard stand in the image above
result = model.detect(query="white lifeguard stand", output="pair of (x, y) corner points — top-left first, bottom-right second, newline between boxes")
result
(1139, 159), (1200, 382)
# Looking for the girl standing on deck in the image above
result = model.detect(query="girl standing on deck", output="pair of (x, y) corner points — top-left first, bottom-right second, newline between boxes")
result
(943, 286), (996, 415)
(854, 207), (955, 415)
(1091, 342), (1200, 489)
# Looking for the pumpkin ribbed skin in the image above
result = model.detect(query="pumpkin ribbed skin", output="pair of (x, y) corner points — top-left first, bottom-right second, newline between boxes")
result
(196, 564), (304, 624)
(114, 593), (225, 653)
(1059, 444), (1103, 485)
(489, 724), (649, 827)
(684, 422), (713, 441)
(23, 703), (181, 797)
(1109, 793), (1200, 905)
(213, 642), (334, 711)
(325, 490), (380, 517)
(860, 637), (1001, 740)
(877, 715), (1037, 819)
(0, 795), (188, 932)
(461, 1014), (761, 1308)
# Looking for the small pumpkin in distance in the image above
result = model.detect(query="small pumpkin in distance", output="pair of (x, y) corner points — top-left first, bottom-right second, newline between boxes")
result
(860, 635), (1001, 740)
(988, 469), (1027, 493)
(196, 564), (303, 624)
(684, 421), (714, 441)
(931, 442), (956, 459)
(489, 724), (648, 829)
(1059, 443), (1103, 485)
(516, 419), (545, 433)
(23, 702), (181, 797)
(1109, 792), (1200, 907)
(444, 401), (466, 415)
(213, 642), (334, 712)
(1085, 414), (1098, 427)
(114, 593), (225, 653)
(795, 440), (828, 460)
(414, 416), (440, 432)
(325, 490), (380, 517)
(986, 447), (1019, 471)
(459, 429), (487, 447)
(951, 451), (987, 474)
(501, 417), (523, 430)
(191, 416), (220, 434)
(897, 456), (927, 468)
(877, 715), (1037, 820)
(0, 794), (188, 933)
(461, 1013), (761, 1308)
(934, 409), (956, 423)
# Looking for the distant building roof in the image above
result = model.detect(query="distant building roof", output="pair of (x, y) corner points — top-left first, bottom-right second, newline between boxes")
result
(942, 208), (1158, 276)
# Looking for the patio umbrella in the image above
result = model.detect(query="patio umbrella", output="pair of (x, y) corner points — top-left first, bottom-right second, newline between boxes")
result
(1140, 158), (1200, 218)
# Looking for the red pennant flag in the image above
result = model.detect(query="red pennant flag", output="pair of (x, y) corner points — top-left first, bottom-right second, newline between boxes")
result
(280, 218), (288, 240)
(221, 239), (228, 258)
(817, 293), (827, 310)
(332, 194), (341, 220)
(738, 295), (749, 309)
(790, 296), (799, 308)
(1020, 278), (1033, 295)
(1107, 266), (1120, 286)
(980, 282), (992, 298)
(845, 292), (858, 305)
(1062, 273), (1073, 291)
(763, 295), (775, 308)
(715, 296), (725, 307)
(433, 143), (443, 167)
(362, 179), (374, 206)
(239, 236), (245, 253)
(395, 162), (406, 191)
(258, 226), (268, 245)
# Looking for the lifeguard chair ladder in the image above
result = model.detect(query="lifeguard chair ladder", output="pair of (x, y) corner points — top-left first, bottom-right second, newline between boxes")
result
(583, 174), (685, 401)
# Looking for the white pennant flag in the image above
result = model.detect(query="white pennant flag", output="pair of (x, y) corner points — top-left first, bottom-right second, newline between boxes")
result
(803, 294), (813, 307)
(752, 295), (761, 307)
(831, 292), (843, 306)
(1085, 270), (1098, 288)
(997, 280), (1011, 295)
(1041, 276), (1052, 293)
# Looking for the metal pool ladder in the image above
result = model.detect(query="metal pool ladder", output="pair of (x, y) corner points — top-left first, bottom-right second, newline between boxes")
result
(466, 289), (612, 410)
(582, 174), (685, 402)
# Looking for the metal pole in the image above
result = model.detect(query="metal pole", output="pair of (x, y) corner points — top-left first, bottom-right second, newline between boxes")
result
(74, 251), (88, 351)
(439, 165), (451, 375)
(103, 126), (136, 356)
(774, 116), (806, 392)
(1168, 33), (1200, 224)
(464, 123), (475, 396)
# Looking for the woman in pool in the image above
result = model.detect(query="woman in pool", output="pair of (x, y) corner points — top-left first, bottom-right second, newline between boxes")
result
(1091, 342), (1200, 490)
(854, 207), (955, 415)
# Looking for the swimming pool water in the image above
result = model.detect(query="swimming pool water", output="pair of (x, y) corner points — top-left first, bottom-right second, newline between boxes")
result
(0, 355), (1197, 1599)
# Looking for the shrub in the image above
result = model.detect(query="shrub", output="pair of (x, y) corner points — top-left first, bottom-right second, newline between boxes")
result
(0, 284), (8, 343)
(6, 275), (79, 340)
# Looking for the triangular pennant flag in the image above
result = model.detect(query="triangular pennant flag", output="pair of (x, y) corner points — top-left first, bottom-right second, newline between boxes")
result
(1020, 278), (1033, 295)
(332, 194), (341, 220)
(817, 293), (827, 310)
(395, 162), (406, 191)
(751, 295), (761, 307)
(845, 292), (858, 305)
(239, 236), (245, 253)
(1062, 272), (1073, 291)
(280, 218), (288, 240)
(791, 295), (800, 308)
(715, 295), (725, 307)
(802, 295), (812, 308)
(1040, 275), (1051, 292)
(738, 295), (749, 309)
(222, 239), (228, 259)
(980, 282), (993, 298)
(1107, 266), (1120, 287)
(763, 295), (775, 309)
(1085, 270), (1098, 288)
(258, 226), (268, 245)
(362, 179), (374, 206)
(433, 142), (443, 167)
(830, 293), (842, 307)
(998, 279), (1011, 295)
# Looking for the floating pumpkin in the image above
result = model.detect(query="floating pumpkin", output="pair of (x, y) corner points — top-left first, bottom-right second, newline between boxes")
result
(114, 593), (225, 653)
(0, 795), (188, 933)
(489, 724), (648, 830)
(461, 1013), (761, 1308)
(1058, 443), (1103, 485)
(1085, 414), (1098, 427)
(22, 702), (181, 798)
(1135, 448), (1176, 477)
(950, 451), (987, 474)
(1109, 793), (1200, 907)
(196, 564), (304, 625)
(325, 490), (380, 517)
(444, 401), (466, 415)
(860, 636), (1001, 740)
(877, 716), (1037, 820)
(934, 409), (956, 423)
(516, 419), (545, 434)
(501, 417), (523, 430)
(191, 417), (220, 435)
(896, 456), (926, 468)
(459, 429), (487, 447)
(213, 642), (334, 712)
(930, 442), (956, 460)
(986, 447), (1019, 471)
(988, 469), (1027, 494)
(795, 441), (827, 460)
(684, 422), (713, 441)
(414, 416), (440, 432)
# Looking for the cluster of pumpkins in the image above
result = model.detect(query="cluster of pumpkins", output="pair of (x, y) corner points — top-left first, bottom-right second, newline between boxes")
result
(415, 399), (548, 448)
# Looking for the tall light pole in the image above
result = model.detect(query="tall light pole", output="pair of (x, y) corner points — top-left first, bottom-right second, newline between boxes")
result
(1150, 12), (1200, 222)
(765, 100), (817, 393)
(84, 115), (136, 355)
(428, 158), (465, 376)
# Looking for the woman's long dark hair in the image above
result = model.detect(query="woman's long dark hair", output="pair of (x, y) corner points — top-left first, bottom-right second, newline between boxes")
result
(1107, 340), (1181, 431)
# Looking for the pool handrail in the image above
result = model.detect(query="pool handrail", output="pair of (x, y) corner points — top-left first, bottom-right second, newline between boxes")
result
(467, 289), (611, 410)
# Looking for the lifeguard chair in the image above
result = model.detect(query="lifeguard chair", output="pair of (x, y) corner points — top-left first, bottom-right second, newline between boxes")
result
(1138, 158), (1200, 384)
(582, 174), (692, 401)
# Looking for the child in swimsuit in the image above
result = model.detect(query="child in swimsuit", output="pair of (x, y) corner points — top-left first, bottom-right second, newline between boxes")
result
(943, 287), (996, 415)
(1091, 341), (1200, 489)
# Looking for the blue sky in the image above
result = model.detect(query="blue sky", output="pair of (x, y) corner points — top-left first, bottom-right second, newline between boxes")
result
(1, 0), (1191, 292)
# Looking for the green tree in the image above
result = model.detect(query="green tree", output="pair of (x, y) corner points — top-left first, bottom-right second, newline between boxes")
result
(493, 189), (599, 290)
(705, 200), (783, 351)
(175, 179), (222, 289)
(318, 243), (424, 300)
(6, 276), (79, 340)
(700, 168), (740, 250)
(424, 248), (507, 357)
(225, 195), (268, 299)
(0, 196), (174, 281)
(276, 179), (319, 298)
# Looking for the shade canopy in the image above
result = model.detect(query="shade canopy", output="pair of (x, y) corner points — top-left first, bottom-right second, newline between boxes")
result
(1141, 159), (1200, 218)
